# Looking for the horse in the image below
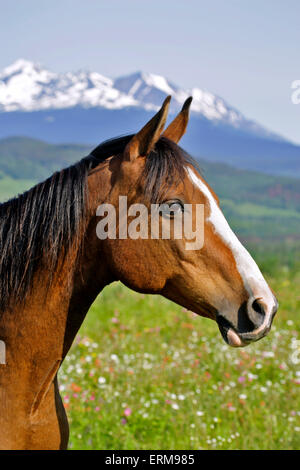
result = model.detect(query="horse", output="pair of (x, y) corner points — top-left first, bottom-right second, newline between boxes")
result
(0, 96), (278, 450)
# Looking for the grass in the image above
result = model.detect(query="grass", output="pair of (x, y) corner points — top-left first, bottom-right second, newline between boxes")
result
(59, 258), (300, 450)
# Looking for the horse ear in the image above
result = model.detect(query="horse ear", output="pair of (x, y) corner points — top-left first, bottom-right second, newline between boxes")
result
(162, 97), (193, 143)
(124, 96), (171, 161)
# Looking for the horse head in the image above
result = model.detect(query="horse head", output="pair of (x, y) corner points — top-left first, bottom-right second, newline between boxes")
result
(90, 97), (278, 347)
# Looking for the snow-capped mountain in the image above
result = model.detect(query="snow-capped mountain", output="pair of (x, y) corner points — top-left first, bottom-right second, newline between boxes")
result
(0, 59), (279, 140)
(113, 71), (282, 140)
(0, 59), (299, 177)
(0, 59), (137, 111)
(114, 72), (245, 124)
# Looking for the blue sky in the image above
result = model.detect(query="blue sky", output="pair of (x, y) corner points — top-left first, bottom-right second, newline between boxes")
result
(1, 0), (299, 143)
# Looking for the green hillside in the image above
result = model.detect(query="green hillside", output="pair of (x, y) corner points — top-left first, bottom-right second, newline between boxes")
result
(0, 136), (90, 180)
(198, 159), (300, 212)
(0, 136), (299, 243)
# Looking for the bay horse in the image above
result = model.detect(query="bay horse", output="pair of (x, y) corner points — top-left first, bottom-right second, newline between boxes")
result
(0, 96), (278, 450)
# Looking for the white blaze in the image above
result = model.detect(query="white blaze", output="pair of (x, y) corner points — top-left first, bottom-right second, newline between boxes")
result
(187, 167), (276, 326)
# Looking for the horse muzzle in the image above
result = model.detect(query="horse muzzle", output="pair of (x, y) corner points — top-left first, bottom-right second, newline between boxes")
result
(216, 298), (278, 348)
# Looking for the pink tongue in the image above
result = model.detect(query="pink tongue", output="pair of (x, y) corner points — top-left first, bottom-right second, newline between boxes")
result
(227, 328), (243, 347)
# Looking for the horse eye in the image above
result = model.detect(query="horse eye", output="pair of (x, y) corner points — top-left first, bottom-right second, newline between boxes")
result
(160, 200), (184, 217)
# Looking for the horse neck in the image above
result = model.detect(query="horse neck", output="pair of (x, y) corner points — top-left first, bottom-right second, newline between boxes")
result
(0, 161), (115, 392)
(0, 161), (118, 448)
(64, 159), (117, 350)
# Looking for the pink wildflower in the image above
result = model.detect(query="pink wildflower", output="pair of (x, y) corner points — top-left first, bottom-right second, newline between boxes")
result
(124, 407), (132, 417)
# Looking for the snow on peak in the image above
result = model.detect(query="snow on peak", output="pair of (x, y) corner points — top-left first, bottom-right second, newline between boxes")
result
(0, 60), (277, 139)
(0, 60), (136, 112)
(113, 71), (244, 125)
(1, 59), (39, 76)
(140, 72), (175, 95)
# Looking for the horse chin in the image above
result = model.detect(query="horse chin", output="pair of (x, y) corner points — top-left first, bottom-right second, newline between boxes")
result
(216, 315), (248, 348)
(226, 328), (247, 348)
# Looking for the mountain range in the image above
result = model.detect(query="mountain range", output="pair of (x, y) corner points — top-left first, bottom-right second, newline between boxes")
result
(0, 59), (299, 177)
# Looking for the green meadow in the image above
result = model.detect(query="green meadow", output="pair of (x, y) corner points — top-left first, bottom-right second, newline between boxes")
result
(59, 246), (300, 450)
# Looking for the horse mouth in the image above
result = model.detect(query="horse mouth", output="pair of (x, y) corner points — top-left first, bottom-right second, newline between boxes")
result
(216, 315), (249, 348)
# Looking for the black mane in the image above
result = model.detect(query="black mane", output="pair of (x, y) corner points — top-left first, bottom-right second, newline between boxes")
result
(0, 135), (196, 311)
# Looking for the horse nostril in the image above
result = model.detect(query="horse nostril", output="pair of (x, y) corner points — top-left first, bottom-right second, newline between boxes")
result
(247, 298), (267, 329)
(252, 299), (266, 316)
